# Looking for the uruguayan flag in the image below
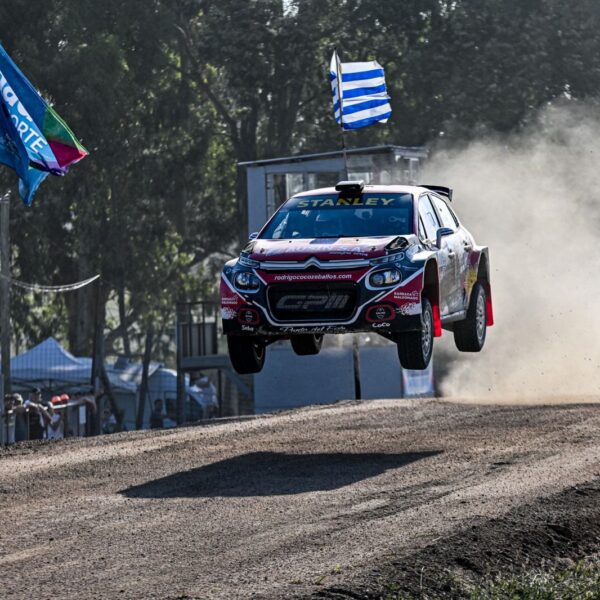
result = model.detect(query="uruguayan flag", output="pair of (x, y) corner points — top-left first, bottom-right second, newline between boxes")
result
(330, 51), (392, 130)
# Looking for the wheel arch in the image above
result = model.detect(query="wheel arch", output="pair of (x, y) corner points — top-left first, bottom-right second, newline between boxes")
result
(422, 259), (442, 337)
(472, 247), (494, 326)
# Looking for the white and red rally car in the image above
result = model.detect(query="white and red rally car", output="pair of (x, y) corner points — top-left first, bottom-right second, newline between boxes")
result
(221, 181), (493, 373)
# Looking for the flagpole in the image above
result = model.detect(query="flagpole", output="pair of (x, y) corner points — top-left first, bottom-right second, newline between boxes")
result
(0, 190), (10, 397)
(334, 49), (349, 179)
(340, 130), (349, 180)
(334, 50), (360, 399)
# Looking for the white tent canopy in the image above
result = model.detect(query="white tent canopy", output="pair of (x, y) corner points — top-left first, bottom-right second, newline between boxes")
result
(6, 338), (216, 428)
(7, 337), (136, 393)
(109, 360), (217, 413)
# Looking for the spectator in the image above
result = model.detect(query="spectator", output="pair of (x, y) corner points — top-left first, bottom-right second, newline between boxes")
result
(43, 402), (64, 440)
(101, 407), (117, 434)
(6, 394), (28, 443)
(3, 394), (14, 443)
(24, 388), (49, 440)
(74, 389), (101, 416)
(150, 399), (164, 429)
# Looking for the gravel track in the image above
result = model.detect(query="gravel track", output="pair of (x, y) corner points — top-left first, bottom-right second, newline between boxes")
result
(1, 398), (599, 599)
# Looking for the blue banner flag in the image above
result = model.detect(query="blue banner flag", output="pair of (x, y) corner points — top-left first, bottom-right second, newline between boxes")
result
(329, 50), (392, 130)
(0, 43), (88, 205)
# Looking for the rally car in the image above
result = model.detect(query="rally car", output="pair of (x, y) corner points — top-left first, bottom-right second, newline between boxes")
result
(221, 181), (493, 373)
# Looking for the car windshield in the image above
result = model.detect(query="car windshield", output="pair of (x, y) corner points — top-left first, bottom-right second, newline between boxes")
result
(260, 193), (414, 239)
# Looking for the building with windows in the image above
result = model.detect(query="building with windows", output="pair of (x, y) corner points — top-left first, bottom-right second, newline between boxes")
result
(240, 145), (427, 235)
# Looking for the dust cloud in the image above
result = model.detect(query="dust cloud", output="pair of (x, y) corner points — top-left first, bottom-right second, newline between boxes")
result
(424, 102), (600, 399)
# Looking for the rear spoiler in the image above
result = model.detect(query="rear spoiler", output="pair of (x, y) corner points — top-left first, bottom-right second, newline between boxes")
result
(420, 184), (453, 202)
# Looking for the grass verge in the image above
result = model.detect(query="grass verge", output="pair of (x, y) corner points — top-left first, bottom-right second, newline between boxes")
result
(382, 556), (600, 599)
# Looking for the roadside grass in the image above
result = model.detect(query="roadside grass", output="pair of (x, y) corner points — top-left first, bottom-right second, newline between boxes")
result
(468, 558), (600, 600)
(383, 556), (600, 599)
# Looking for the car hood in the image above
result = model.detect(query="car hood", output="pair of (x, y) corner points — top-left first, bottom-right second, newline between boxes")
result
(247, 236), (400, 262)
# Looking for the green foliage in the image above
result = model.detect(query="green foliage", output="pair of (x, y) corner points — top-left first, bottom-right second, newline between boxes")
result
(1, 0), (600, 361)
(469, 558), (600, 600)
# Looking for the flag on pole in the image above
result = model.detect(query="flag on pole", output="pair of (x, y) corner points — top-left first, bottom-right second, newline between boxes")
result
(0, 43), (88, 205)
(329, 50), (392, 130)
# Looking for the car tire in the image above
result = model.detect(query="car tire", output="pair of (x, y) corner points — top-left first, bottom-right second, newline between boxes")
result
(454, 282), (487, 352)
(290, 334), (324, 356)
(227, 336), (266, 374)
(396, 297), (434, 370)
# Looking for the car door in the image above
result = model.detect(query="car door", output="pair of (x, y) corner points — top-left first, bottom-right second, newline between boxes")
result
(429, 194), (465, 313)
(417, 194), (453, 317)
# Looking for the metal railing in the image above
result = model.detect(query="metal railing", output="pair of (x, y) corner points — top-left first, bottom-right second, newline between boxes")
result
(1, 398), (97, 445)
(176, 301), (220, 358)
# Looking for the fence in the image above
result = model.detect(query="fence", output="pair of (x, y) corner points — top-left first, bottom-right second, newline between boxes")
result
(176, 301), (253, 417)
(2, 395), (98, 444)
(0, 298), (231, 446)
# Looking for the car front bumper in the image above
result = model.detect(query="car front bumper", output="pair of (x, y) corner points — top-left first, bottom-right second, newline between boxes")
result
(221, 267), (425, 337)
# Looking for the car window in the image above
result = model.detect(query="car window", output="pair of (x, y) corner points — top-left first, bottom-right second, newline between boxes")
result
(418, 195), (440, 241)
(447, 203), (460, 226)
(418, 216), (426, 240)
(260, 193), (414, 239)
(430, 195), (458, 229)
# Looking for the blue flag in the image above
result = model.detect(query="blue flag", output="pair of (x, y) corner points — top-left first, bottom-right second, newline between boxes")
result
(0, 44), (87, 205)
(0, 101), (48, 203)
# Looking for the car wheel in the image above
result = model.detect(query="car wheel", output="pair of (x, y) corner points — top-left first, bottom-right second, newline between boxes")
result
(454, 282), (487, 352)
(290, 334), (324, 356)
(396, 297), (434, 370)
(227, 336), (266, 374)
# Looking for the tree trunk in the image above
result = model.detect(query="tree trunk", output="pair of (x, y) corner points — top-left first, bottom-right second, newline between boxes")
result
(117, 276), (131, 357)
(136, 325), (154, 430)
(94, 281), (123, 429)
(67, 252), (95, 357)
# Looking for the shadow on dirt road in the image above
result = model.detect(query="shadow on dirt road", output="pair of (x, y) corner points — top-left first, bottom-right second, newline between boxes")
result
(121, 450), (442, 498)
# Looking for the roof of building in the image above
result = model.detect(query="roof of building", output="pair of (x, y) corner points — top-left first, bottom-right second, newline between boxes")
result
(238, 145), (428, 167)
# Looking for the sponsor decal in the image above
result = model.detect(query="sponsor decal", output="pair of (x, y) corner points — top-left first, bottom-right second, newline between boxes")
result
(466, 268), (477, 293)
(365, 303), (395, 323)
(241, 325), (255, 332)
(296, 197), (397, 208)
(259, 245), (371, 257)
(280, 326), (348, 334)
(372, 322), (390, 328)
(220, 277), (245, 307)
(272, 272), (353, 282)
(375, 306), (387, 320)
(221, 307), (237, 320)
(276, 294), (350, 311)
(237, 307), (260, 325)
(393, 290), (420, 302)
(399, 302), (421, 316)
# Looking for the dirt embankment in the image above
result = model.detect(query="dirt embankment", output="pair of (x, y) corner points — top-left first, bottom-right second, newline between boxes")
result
(1, 398), (599, 599)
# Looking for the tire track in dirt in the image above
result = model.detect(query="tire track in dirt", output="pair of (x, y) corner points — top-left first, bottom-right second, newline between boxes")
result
(0, 399), (599, 599)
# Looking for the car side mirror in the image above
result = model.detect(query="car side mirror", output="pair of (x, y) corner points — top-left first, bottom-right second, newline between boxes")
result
(248, 232), (259, 240)
(436, 227), (454, 248)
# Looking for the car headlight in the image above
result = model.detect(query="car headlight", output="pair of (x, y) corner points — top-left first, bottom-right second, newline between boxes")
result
(370, 252), (404, 266)
(369, 269), (401, 287)
(234, 271), (260, 291)
(239, 254), (260, 268)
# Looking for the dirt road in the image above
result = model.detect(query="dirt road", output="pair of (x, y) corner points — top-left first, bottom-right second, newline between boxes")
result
(1, 398), (600, 599)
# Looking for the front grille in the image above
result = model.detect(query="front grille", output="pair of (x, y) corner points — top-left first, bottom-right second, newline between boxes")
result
(267, 282), (358, 322)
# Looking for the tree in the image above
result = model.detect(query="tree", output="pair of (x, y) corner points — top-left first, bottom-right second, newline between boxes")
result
(2, 0), (600, 369)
